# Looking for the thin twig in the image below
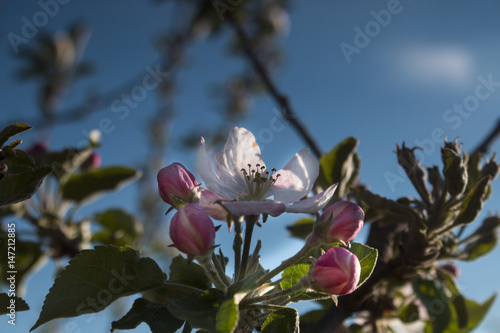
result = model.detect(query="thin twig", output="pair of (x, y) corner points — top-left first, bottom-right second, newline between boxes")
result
(473, 118), (500, 155)
(226, 14), (323, 159)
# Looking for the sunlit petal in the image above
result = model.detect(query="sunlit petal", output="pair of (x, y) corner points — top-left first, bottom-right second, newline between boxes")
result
(286, 183), (337, 213)
(268, 148), (319, 203)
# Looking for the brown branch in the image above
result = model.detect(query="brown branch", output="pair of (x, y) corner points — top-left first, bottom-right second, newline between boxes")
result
(473, 118), (500, 155)
(226, 14), (323, 159)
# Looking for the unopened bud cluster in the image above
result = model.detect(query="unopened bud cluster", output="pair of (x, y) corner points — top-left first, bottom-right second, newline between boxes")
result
(157, 163), (224, 257)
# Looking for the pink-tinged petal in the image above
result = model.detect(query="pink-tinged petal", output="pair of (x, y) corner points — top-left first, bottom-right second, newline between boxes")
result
(313, 247), (360, 295)
(199, 190), (229, 221)
(286, 184), (338, 214)
(170, 203), (215, 256)
(197, 137), (237, 199)
(325, 202), (364, 242)
(268, 148), (319, 203)
(157, 163), (198, 205)
(223, 201), (286, 217)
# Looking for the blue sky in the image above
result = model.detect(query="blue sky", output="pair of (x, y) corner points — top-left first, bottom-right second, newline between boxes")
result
(2, 0), (500, 332)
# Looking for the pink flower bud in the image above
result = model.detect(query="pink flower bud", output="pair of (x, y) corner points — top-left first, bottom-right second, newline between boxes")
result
(26, 142), (48, 157)
(318, 201), (364, 242)
(312, 247), (361, 295)
(157, 163), (199, 206)
(441, 262), (460, 278)
(170, 203), (215, 256)
(81, 152), (101, 170)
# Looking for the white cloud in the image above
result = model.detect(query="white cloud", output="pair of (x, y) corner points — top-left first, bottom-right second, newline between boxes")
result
(392, 44), (475, 89)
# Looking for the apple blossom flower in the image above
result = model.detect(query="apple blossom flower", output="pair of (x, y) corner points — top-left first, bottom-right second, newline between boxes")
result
(313, 201), (364, 243)
(170, 203), (215, 256)
(312, 247), (361, 295)
(157, 163), (200, 207)
(197, 127), (337, 217)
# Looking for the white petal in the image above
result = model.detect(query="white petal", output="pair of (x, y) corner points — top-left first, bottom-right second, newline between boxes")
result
(214, 150), (247, 196)
(285, 183), (338, 213)
(223, 201), (286, 217)
(268, 148), (319, 203)
(222, 127), (265, 176)
(197, 137), (236, 199)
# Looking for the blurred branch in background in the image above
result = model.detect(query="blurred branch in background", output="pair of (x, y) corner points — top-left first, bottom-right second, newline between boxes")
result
(474, 118), (500, 155)
(226, 11), (323, 159)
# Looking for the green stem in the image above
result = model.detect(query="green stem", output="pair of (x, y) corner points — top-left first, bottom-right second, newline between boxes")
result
(233, 217), (243, 280)
(241, 279), (308, 306)
(237, 215), (258, 281)
(212, 251), (231, 286)
(243, 304), (289, 311)
(198, 256), (228, 292)
(257, 236), (317, 285)
(247, 239), (262, 275)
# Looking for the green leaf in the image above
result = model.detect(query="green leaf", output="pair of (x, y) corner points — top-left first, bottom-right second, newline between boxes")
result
(0, 166), (52, 207)
(261, 308), (299, 333)
(396, 143), (431, 205)
(279, 262), (330, 303)
(399, 302), (421, 323)
(441, 148), (467, 197)
(228, 270), (266, 296)
(167, 289), (226, 333)
(5, 149), (36, 174)
(169, 255), (212, 290)
(0, 293), (30, 315)
(111, 298), (184, 333)
(31, 245), (166, 331)
(286, 218), (314, 240)
(301, 309), (328, 323)
(353, 187), (421, 222)
(462, 233), (497, 261)
(424, 294), (496, 333)
(0, 123), (31, 147)
(61, 166), (141, 203)
(318, 137), (360, 198)
(452, 294), (468, 329)
(412, 276), (451, 333)
(466, 152), (482, 192)
(281, 263), (310, 292)
(349, 243), (378, 287)
(91, 209), (143, 246)
(454, 176), (491, 226)
(216, 293), (246, 333)
(7, 139), (23, 149)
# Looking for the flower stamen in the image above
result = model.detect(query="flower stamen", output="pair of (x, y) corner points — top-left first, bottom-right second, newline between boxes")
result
(239, 164), (280, 201)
